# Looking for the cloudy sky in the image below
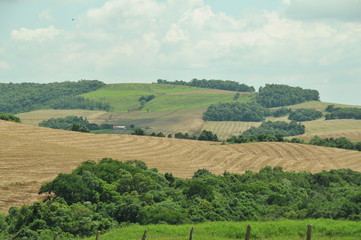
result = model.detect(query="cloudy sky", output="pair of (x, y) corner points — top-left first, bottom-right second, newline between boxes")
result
(1, 0), (360, 105)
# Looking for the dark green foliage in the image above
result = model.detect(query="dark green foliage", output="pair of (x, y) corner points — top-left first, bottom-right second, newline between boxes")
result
(0, 112), (21, 123)
(157, 79), (255, 92)
(132, 128), (145, 136)
(39, 116), (88, 130)
(139, 95), (155, 103)
(271, 107), (291, 117)
(288, 109), (323, 121)
(309, 136), (361, 151)
(256, 84), (320, 108)
(233, 93), (240, 100)
(150, 132), (165, 137)
(0, 80), (107, 114)
(197, 130), (218, 141)
(227, 133), (285, 143)
(39, 116), (110, 132)
(49, 96), (110, 111)
(174, 132), (196, 140)
(3, 159), (361, 239)
(325, 107), (361, 120)
(71, 123), (90, 132)
(325, 105), (340, 112)
(242, 121), (305, 137)
(203, 102), (270, 121)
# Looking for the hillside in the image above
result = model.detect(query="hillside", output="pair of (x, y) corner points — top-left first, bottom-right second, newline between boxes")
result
(1, 120), (361, 213)
(82, 83), (252, 112)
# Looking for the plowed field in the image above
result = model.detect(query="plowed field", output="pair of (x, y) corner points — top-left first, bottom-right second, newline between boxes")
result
(1, 120), (361, 213)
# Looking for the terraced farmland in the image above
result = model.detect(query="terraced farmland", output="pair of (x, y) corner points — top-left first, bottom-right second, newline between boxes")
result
(1, 120), (361, 213)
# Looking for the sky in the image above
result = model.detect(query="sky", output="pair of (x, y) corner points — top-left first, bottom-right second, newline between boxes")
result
(0, 0), (361, 105)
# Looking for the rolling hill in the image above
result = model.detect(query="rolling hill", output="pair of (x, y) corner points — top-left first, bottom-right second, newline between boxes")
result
(1, 120), (361, 213)
(15, 83), (361, 141)
(81, 83), (253, 112)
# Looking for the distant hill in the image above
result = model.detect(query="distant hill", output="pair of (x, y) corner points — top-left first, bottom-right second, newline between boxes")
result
(1, 120), (361, 213)
(81, 83), (253, 112)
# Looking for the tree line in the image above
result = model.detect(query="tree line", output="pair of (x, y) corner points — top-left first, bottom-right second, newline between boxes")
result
(0, 80), (109, 114)
(325, 105), (361, 120)
(132, 128), (219, 142)
(256, 84), (320, 108)
(242, 121), (305, 137)
(203, 102), (270, 122)
(1, 158), (360, 239)
(0, 112), (21, 123)
(39, 116), (113, 133)
(157, 79), (255, 92)
(203, 102), (323, 122)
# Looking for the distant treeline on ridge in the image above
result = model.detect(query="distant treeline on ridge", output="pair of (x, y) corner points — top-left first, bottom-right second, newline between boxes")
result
(0, 80), (109, 114)
(256, 84), (320, 108)
(157, 79), (255, 92)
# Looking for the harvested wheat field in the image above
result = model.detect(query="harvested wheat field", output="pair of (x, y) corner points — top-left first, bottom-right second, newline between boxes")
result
(1, 120), (361, 213)
(202, 121), (262, 140)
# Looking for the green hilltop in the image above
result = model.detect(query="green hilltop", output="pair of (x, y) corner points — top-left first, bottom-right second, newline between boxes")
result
(81, 83), (253, 112)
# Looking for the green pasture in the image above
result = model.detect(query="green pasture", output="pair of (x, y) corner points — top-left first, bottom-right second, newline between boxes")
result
(83, 220), (361, 240)
(82, 83), (251, 113)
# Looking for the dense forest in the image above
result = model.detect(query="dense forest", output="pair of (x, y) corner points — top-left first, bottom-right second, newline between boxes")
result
(0, 112), (21, 123)
(288, 108), (323, 122)
(256, 84), (320, 108)
(271, 107), (291, 117)
(39, 116), (113, 132)
(157, 79), (255, 92)
(203, 102), (270, 121)
(242, 121), (305, 137)
(1, 158), (360, 239)
(0, 80), (109, 114)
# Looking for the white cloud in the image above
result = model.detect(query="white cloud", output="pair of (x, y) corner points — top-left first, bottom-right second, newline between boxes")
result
(38, 10), (52, 21)
(1, 0), (361, 104)
(11, 25), (63, 43)
(282, 0), (361, 21)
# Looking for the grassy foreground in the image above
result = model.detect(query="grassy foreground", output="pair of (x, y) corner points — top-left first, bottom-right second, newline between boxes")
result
(83, 220), (361, 240)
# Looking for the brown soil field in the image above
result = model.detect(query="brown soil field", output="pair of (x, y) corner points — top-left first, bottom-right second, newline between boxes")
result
(1, 120), (361, 213)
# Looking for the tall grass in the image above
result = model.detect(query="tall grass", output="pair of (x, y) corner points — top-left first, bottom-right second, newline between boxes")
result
(83, 220), (361, 240)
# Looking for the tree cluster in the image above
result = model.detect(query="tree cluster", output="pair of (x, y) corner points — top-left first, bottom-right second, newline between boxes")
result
(325, 107), (361, 120)
(242, 121), (305, 137)
(203, 102), (270, 122)
(288, 109), (323, 122)
(256, 84), (320, 108)
(0, 80), (108, 114)
(271, 107), (291, 117)
(310, 136), (361, 151)
(1, 158), (360, 239)
(157, 79), (255, 92)
(0, 112), (21, 123)
(39, 116), (113, 133)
